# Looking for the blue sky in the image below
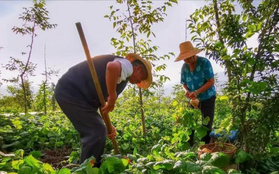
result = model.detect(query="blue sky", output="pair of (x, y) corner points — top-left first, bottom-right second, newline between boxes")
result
(0, 1), (225, 95)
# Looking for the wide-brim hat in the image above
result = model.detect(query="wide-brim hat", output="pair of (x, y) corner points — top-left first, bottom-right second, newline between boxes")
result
(174, 41), (202, 62)
(126, 53), (152, 89)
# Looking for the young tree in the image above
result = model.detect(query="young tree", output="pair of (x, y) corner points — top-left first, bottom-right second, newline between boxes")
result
(9, 0), (57, 114)
(34, 52), (59, 114)
(187, 0), (279, 153)
(34, 44), (59, 114)
(106, 0), (177, 136)
(3, 58), (36, 112)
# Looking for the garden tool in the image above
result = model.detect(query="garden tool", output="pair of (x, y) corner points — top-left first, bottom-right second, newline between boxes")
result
(75, 22), (120, 154)
(190, 98), (199, 109)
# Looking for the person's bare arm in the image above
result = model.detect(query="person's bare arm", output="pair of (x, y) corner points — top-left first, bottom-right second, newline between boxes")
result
(101, 61), (121, 114)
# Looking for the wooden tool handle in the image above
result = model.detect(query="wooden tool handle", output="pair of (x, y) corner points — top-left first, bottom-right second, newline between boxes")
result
(75, 22), (119, 154)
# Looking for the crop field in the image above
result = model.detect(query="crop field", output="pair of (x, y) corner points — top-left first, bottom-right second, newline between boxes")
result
(1, 0), (279, 173)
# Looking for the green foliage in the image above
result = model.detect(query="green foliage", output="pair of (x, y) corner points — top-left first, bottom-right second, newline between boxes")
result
(0, 93), (257, 173)
(0, 81), (34, 113)
(209, 152), (230, 168)
(0, 149), (73, 174)
(3, 0), (57, 114)
(105, 0), (177, 87)
(235, 149), (251, 164)
(0, 112), (79, 152)
(12, 0), (57, 36)
(33, 82), (59, 113)
(71, 156), (99, 174)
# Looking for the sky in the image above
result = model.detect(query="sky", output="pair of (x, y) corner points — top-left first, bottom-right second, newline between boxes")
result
(0, 0), (226, 95)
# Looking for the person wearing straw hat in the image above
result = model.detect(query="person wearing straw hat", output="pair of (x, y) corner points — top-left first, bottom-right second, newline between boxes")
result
(175, 41), (216, 145)
(54, 53), (152, 165)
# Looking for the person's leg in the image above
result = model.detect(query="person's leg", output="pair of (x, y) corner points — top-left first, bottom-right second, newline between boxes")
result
(199, 96), (216, 144)
(55, 88), (106, 164)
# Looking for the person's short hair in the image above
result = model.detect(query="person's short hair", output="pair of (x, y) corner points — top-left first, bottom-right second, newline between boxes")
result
(131, 60), (148, 75)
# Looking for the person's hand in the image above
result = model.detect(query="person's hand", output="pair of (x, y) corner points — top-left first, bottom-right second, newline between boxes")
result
(185, 90), (190, 98)
(189, 91), (198, 99)
(101, 92), (117, 115)
(107, 125), (116, 140)
(101, 102), (115, 115)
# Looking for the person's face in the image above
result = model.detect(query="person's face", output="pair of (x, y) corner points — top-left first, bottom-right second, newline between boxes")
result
(129, 66), (147, 84)
(184, 55), (196, 65)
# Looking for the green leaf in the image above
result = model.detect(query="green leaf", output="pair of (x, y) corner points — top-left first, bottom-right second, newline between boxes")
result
(173, 160), (186, 170)
(274, 44), (279, 52)
(169, 0), (178, 3)
(105, 156), (125, 173)
(86, 162), (98, 174)
(147, 31), (150, 38)
(221, 55), (231, 60)
(121, 158), (129, 167)
(151, 144), (161, 156)
(196, 126), (208, 138)
(242, 14), (247, 21)
(121, 143), (130, 150)
(247, 58), (255, 65)
(57, 168), (71, 174)
(153, 160), (174, 170)
(12, 160), (24, 170)
(200, 153), (212, 162)
(14, 149), (24, 159)
(42, 163), (55, 173)
(18, 165), (32, 174)
(202, 165), (226, 174)
(29, 151), (41, 159)
(2, 141), (21, 149)
(235, 149), (250, 164)
(209, 152), (230, 168)
(228, 169), (242, 174)
(245, 31), (254, 38)
(185, 161), (202, 172)
(24, 155), (42, 173)
(271, 147), (279, 155)
(214, 42), (223, 48)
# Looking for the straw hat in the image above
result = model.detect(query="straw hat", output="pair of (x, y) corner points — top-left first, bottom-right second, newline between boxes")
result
(126, 53), (152, 89)
(174, 41), (202, 62)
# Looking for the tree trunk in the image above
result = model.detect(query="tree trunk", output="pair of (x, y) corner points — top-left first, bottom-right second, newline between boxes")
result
(127, 0), (146, 136)
(43, 82), (47, 115)
(52, 83), (56, 111)
(20, 75), (28, 114)
(213, 0), (232, 82)
(43, 44), (47, 115)
(139, 88), (146, 137)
